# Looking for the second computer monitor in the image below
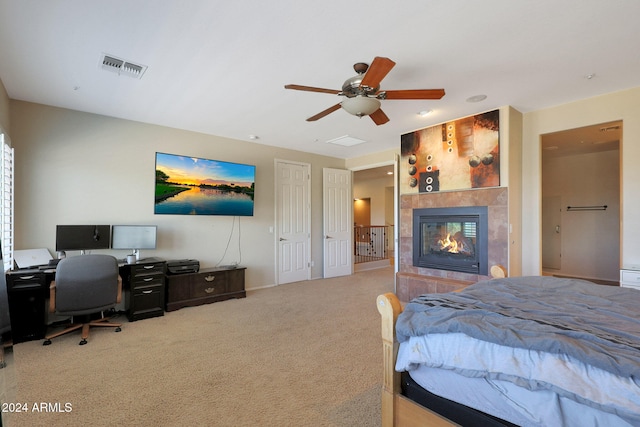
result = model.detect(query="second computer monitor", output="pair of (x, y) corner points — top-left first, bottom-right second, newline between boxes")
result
(111, 225), (157, 260)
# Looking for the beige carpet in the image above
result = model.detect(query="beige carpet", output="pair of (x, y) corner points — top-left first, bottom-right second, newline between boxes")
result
(2, 267), (393, 427)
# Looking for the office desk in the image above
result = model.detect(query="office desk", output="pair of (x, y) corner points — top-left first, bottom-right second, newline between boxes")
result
(5, 257), (166, 343)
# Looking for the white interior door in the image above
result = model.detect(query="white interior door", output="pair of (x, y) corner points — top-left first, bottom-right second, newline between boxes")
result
(275, 160), (311, 284)
(323, 168), (352, 278)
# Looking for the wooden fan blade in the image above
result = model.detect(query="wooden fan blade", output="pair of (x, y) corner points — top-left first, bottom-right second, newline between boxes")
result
(369, 108), (390, 126)
(285, 84), (341, 95)
(383, 89), (445, 100)
(306, 103), (342, 122)
(360, 57), (396, 89)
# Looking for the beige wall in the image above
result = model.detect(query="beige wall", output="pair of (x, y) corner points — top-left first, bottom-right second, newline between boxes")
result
(345, 148), (398, 170)
(522, 86), (640, 275)
(353, 175), (394, 226)
(504, 107), (523, 276)
(0, 78), (9, 134)
(10, 101), (345, 289)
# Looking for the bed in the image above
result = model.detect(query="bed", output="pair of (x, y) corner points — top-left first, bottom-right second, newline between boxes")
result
(377, 276), (640, 427)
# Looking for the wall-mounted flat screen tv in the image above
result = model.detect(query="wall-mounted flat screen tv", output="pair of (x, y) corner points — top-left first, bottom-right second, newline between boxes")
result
(154, 152), (255, 216)
(55, 225), (111, 252)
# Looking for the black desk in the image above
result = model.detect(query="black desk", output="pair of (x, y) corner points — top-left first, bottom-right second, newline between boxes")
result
(5, 257), (166, 343)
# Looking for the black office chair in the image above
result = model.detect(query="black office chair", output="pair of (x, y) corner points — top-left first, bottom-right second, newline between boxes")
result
(43, 255), (122, 345)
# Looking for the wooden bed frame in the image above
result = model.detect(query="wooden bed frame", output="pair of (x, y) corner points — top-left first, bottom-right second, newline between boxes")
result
(377, 292), (458, 427)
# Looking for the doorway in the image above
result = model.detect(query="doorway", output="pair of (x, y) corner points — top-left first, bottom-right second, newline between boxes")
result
(352, 161), (397, 272)
(541, 121), (621, 282)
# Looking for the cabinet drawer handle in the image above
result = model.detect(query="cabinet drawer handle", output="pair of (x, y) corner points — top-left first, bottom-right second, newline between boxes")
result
(204, 275), (216, 282)
(19, 275), (36, 280)
(204, 287), (216, 294)
(142, 290), (153, 294)
(143, 265), (155, 270)
(143, 277), (154, 282)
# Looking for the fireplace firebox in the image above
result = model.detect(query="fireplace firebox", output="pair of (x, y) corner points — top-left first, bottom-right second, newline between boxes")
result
(413, 206), (488, 275)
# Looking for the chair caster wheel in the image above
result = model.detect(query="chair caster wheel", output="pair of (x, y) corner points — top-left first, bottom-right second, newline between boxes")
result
(43, 339), (52, 346)
(79, 339), (87, 345)
(115, 327), (122, 332)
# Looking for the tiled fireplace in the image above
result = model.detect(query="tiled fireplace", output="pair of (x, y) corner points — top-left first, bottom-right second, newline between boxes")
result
(413, 206), (488, 275)
(398, 187), (508, 301)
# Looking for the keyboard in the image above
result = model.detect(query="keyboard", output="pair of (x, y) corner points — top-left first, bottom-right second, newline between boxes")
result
(37, 259), (61, 270)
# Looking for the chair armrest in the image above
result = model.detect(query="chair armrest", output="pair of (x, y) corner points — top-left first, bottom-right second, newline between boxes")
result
(116, 275), (123, 304)
(49, 280), (57, 313)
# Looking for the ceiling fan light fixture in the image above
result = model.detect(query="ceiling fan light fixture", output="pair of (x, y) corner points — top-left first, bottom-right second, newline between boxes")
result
(285, 57), (446, 124)
(341, 96), (381, 117)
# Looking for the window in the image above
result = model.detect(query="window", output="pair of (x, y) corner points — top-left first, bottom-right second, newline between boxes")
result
(0, 131), (14, 271)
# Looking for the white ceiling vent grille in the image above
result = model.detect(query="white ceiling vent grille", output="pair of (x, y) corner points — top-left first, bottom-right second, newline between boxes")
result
(100, 53), (147, 79)
(326, 135), (367, 147)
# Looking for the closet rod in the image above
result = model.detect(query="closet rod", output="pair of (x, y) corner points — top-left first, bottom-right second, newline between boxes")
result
(566, 205), (607, 211)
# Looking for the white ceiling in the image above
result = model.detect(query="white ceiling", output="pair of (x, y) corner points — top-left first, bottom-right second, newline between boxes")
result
(1, 0), (638, 160)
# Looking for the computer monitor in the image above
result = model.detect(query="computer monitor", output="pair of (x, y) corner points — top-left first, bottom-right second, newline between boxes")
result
(55, 225), (111, 253)
(111, 225), (157, 260)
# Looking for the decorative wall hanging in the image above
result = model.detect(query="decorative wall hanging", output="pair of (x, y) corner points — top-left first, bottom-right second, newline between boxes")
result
(400, 109), (500, 194)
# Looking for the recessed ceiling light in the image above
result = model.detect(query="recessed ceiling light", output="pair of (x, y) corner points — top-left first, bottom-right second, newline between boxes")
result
(417, 110), (433, 117)
(386, 171), (393, 175)
(248, 135), (259, 140)
(466, 94), (487, 103)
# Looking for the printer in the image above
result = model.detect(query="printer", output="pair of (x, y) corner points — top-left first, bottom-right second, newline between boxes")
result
(166, 259), (200, 275)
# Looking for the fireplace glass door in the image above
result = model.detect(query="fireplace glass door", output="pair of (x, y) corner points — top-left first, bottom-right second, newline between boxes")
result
(423, 215), (476, 257)
(413, 207), (488, 275)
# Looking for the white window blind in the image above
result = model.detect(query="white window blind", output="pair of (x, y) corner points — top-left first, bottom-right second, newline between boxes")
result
(0, 133), (14, 272)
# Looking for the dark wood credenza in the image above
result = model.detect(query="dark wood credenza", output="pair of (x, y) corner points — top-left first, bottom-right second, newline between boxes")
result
(165, 266), (246, 312)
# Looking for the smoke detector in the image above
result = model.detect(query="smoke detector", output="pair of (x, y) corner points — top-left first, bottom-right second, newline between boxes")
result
(100, 53), (147, 79)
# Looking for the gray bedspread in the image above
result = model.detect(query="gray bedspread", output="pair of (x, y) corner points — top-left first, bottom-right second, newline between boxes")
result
(396, 276), (640, 378)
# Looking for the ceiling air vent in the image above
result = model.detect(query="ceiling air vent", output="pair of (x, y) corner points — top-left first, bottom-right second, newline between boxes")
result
(326, 135), (366, 147)
(100, 53), (147, 79)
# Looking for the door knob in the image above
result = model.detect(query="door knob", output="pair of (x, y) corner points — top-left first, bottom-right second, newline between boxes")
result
(279, 237), (287, 241)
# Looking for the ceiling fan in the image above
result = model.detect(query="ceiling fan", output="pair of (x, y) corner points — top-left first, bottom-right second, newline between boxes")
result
(284, 56), (445, 126)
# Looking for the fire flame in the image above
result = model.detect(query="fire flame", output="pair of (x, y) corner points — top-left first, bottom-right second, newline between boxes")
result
(436, 233), (472, 255)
